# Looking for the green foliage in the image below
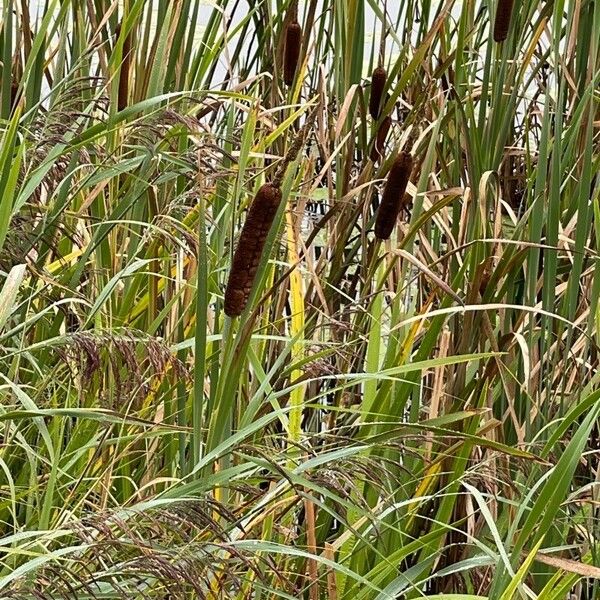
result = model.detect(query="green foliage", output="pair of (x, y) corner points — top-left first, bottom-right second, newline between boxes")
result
(0, 0), (599, 597)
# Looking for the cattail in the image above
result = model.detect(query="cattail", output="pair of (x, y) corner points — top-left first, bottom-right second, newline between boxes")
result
(369, 66), (387, 119)
(283, 20), (302, 86)
(370, 116), (391, 162)
(493, 0), (515, 43)
(224, 183), (282, 317)
(115, 23), (132, 111)
(115, 23), (131, 111)
(10, 81), (19, 110)
(375, 151), (413, 240)
(118, 31), (132, 112)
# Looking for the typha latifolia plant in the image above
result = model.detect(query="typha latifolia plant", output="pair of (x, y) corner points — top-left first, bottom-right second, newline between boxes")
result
(493, 0), (516, 42)
(224, 183), (282, 317)
(375, 151), (413, 239)
(0, 1), (598, 598)
(369, 66), (387, 119)
(283, 5), (302, 86)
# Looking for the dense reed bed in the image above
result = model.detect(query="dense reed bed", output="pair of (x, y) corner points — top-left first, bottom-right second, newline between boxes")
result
(0, 1), (599, 598)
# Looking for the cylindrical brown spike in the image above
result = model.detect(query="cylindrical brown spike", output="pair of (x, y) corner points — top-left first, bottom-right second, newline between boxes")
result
(283, 21), (302, 86)
(224, 184), (282, 317)
(117, 26), (132, 111)
(10, 81), (19, 110)
(370, 116), (391, 162)
(369, 66), (387, 119)
(493, 0), (515, 43)
(375, 151), (413, 240)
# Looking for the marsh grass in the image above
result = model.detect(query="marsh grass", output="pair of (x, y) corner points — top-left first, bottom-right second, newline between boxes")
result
(0, 0), (599, 598)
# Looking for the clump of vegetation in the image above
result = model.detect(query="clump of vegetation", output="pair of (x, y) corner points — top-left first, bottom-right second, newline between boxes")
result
(0, 1), (599, 598)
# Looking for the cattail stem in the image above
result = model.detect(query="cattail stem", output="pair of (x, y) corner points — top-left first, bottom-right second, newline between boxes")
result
(493, 0), (515, 43)
(369, 66), (387, 119)
(375, 151), (413, 240)
(224, 184), (283, 317)
(284, 20), (302, 86)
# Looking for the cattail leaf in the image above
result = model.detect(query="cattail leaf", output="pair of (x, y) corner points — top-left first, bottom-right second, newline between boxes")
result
(394, 249), (464, 306)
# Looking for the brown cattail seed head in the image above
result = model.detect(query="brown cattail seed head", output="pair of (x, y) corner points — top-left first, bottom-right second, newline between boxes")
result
(117, 24), (132, 112)
(224, 184), (282, 317)
(10, 81), (19, 110)
(375, 151), (413, 240)
(283, 21), (302, 86)
(493, 0), (515, 42)
(369, 66), (387, 119)
(370, 116), (391, 162)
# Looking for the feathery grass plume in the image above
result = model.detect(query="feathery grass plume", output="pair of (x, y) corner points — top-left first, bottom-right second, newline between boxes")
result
(369, 66), (387, 119)
(224, 183), (282, 317)
(370, 116), (391, 162)
(283, 20), (302, 86)
(375, 151), (413, 240)
(493, 0), (515, 42)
